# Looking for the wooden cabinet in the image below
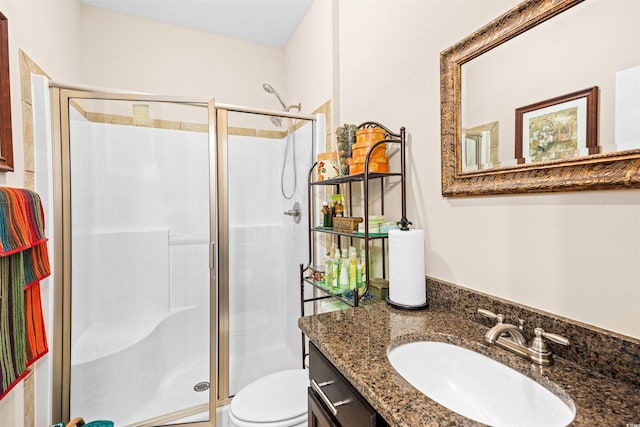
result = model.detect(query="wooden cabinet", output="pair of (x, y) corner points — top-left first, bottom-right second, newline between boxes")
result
(308, 388), (341, 427)
(308, 342), (388, 427)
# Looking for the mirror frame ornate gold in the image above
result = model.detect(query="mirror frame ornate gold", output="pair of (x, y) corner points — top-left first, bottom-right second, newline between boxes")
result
(441, 0), (640, 197)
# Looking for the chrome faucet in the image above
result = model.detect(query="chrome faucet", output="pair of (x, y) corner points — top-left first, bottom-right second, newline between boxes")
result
(478, 308), (570, 366)
(484, 322), (528, 346)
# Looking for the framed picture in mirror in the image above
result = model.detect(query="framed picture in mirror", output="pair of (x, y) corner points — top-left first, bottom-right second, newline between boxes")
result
(515, 86), (598, 165)
(0, 11), (12, 172)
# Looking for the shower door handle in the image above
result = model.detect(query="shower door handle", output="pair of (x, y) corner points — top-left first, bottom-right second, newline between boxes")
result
(209, 242), (215, 270)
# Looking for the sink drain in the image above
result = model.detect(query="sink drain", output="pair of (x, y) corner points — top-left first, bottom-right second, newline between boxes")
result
(194, 381), (210, 392)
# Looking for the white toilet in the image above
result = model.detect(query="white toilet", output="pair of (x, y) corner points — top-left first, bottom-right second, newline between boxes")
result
(228, 369), (309, 427)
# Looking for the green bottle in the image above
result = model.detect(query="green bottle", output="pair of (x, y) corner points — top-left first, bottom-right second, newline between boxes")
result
(324, 256), (332, 289)
(332, 245), (340, 289)
(349, 253), (357, 289)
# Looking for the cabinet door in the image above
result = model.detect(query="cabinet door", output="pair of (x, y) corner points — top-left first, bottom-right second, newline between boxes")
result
(309, 343), (381, 427)
(308, 388), (340, 427)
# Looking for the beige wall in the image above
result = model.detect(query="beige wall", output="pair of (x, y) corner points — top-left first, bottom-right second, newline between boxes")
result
(0, 1), (81, 424)
(334, 0), (640, 339)
(79, 5), (286, 110)
(0, 0), (80, 188)
(284, 0), (333, 116)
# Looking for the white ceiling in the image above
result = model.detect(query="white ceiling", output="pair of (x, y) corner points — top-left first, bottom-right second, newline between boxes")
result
(80, 0), (314, 49)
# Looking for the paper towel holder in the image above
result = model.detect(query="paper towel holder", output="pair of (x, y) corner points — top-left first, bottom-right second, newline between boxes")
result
(397, 217), (412, 231)
(387, 219), (429, 310)
(386, 296), (428, 310)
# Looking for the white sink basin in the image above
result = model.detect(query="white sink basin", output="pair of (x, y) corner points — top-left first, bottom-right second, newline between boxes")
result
(388, 341), (575, 427)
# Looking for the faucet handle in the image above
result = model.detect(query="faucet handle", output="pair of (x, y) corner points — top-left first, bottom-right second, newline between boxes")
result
(534, 327), (570, 346)
(478, 308), (503, 324)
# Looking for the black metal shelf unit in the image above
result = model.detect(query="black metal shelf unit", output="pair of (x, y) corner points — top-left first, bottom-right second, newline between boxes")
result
(300, 122), (407, 311)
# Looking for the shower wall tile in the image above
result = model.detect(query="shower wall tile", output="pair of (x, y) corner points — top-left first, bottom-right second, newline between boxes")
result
(79, 107), (293, 140)
(256, 129), (286, 139)
(230, 126), (257, 137)
(23, 373), (33, 427)
(24, 171), (35, 191)
(22, 102), (34, 172)
(312, 99), (331, 132)
(87, 111), (133, 126)
(181, 122), (208, 133)
(19, 49), (50, 427)
(153, 118), (181, 130)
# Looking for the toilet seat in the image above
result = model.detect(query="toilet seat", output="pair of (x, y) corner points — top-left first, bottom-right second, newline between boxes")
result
(228, 411), (307, 427)
(229, 369), (308, 427)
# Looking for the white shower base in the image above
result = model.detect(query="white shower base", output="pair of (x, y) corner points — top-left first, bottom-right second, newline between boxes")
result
(71, 305), (209, 426)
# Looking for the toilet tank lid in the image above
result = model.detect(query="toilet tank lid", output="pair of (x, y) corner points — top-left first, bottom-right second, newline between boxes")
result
(230, 369), (308, 422)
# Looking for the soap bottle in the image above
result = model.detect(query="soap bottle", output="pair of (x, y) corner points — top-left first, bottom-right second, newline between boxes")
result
(334, 196), (344, 218)
(321, 201), (331, 228)
(332, 244), (340, 289)
(359, 249), (367, 285)
(356, 255), (364, 288)
(324, 254), (333, 288)
(339, 248), (349, 290)
(349, 252), (357, 290)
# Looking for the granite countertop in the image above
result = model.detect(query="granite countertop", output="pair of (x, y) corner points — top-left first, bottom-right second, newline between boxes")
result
(298, 302), (640, 427)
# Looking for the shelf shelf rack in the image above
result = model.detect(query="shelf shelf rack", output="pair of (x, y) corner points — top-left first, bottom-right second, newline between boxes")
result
(300, 122), (407, 308)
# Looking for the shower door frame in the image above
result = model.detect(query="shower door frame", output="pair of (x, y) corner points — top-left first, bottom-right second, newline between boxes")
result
(50, 85), (219, 427)
(214, 104), (318, 402)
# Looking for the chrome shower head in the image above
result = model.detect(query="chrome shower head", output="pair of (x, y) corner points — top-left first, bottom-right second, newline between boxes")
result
(262, 83), (288, 110)
(269, 116), (283, 128)
(262, 83), (275, 94)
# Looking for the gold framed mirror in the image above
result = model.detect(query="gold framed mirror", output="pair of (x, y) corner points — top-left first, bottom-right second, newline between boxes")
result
(441, 0), (640, 196)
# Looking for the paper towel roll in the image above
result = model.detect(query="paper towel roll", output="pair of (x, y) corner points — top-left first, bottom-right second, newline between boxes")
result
(388, 229), (426, 307)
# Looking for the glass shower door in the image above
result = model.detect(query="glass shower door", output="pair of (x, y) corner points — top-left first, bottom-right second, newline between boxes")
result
(54, 90), (217, 426)
(216, 108), (315, 400)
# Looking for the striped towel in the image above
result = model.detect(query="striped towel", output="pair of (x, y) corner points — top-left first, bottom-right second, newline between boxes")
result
(0, 188), (48, 255)
(0, 254), (29, 399)
(0, 187), (50, 400)
(25, 282), (48, 367)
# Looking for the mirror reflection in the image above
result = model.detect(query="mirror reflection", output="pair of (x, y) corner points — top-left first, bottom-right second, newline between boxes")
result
(461, 0), (640, 171)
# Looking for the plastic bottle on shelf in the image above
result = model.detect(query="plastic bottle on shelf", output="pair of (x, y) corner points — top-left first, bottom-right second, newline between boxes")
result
(356, 256), (364, 288)
(332, 244), (340, 289)
(339, 248), (350, 290)
(324, 255), (333, 289)
(349, 253), (357, 290)
(321, 201), (331, 228)
(360, 248), (367, 285)
(334, 196), (344, 218)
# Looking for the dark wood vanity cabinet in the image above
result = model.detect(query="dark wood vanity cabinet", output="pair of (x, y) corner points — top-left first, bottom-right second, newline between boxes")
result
(308, 389), (341, 427)
(308, 342), (388, 427)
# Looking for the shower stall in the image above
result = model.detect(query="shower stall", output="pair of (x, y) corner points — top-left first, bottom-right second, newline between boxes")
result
(218, 108), (314, 400)
(47, 86), (318, 426)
